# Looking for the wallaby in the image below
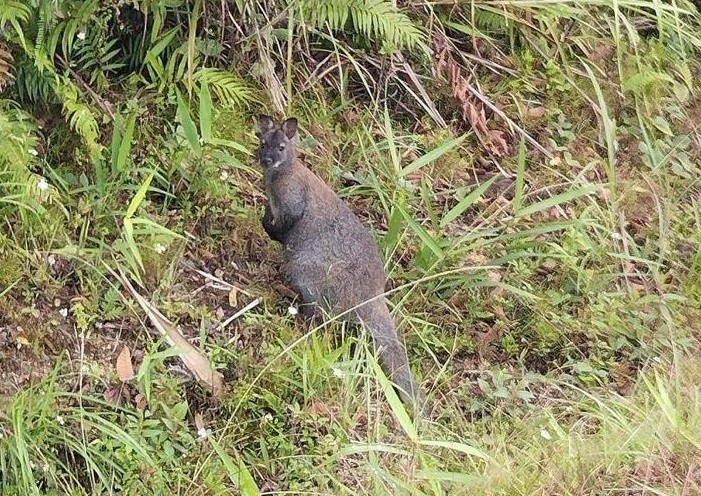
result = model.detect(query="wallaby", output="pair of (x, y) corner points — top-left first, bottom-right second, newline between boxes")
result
(255, 115), (424, 409)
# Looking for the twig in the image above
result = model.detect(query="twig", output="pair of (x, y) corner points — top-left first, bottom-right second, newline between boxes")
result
(55, 54), (115, 120)
(465, 82), (553, 158)
(219, 298), (262, 330)
(182, 261), (255, 297)
(397, 54), (447, 127)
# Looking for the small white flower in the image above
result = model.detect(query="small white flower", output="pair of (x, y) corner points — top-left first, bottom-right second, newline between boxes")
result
(59, 308), (68, 318)
(28, 148), (38, 156)
(56, 415), (65, 425)
(30, 460), (37, 470)
(43, 463), (50, 473)
(197, 427), (209, 439)
(540, 429), (552, 440)
(80, 363), (89, 374)
(332, 367), (345, 379)
(219, 170), (229, 181)
(263, 413), (273, 423)
(37, 177), (49, 191)
(77, 32), (86, 40)
(154, 243), (167, 254)
(287, 305), (298, 316)
(47, 254), (56, 267)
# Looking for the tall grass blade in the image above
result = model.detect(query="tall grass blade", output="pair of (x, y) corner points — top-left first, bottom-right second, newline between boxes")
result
(176, 89), (202, 155)
(371, 360), (418, 442)
(400, 134), (467, 177)
(514, 136), (526, 213)
(440, 175), (499, 228)
(115, 110), (137, 175)
(199, 79), (213, 143)
(210, 439), (261, 496)
(516, 184), (600, 218)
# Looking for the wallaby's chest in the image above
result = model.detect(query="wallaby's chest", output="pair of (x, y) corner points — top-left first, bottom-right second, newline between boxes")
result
(265, 182), (282, 222)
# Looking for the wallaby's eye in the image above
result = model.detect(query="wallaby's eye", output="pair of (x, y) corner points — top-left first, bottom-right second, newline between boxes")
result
(278, 143), (286, 151)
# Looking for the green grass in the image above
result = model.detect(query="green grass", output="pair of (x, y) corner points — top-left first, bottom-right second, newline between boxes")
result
(1, 0), (701, 494)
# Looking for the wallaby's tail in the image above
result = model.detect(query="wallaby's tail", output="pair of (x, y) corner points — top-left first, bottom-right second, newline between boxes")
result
(357, 301), (425, 411)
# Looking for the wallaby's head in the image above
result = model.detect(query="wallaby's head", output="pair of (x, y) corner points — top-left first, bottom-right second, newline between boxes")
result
(255, 115), (298, 170)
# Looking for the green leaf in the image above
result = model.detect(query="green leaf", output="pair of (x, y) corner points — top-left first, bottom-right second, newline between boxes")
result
(208, 137), (252, 155)
(122, 218), (144, 277)
(417, 439), (492, 460)
(130, 217), (184, 239)
(383, 106), (400, 174)
(115, 111), (137, 174)
(371, 360), (417, 442)
(397, 203), (443, 258)
(110, 112), (123, 172)
(125, 174), (154, 219)
(176, 89), (202, 154)
(210, 439), (261, 496)
(382, 202), (404, 255)
(516, 184), (600, 218)
(440, 175), (499, 228)
(199, 80), (213, 143)
(514, 136), (526, 213)
(400, 134), (466, 177)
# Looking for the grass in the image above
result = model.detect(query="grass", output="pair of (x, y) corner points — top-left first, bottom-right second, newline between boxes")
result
(1, 0), (701, 494)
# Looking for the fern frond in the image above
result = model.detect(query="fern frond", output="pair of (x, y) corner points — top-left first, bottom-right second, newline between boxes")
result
(0, 43), (13, 91)
(0, 100), (50, 220)
(297, 0), (426, 50)
(53, 75), (102, 159)
(196, 68), (253, 106)
(13, 52), (54, 103)
(0, 0), (30, 28)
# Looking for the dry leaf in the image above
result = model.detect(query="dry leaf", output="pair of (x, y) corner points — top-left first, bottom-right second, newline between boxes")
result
(194, 411), (205, 432)
(104, 385), (126, 404)
(527, 106), (547, 118)
(134, 393), (147, 410)
(307, 399), (339, 417)
(491, 305), (507, 320)
(16, 335), (30, 346)
(228, 287), (238, 307)
(114, 269), (226, 397)
(116, 345), (135, 381)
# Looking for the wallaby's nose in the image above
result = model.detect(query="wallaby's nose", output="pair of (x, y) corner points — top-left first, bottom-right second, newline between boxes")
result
(263, 157), (273, 166)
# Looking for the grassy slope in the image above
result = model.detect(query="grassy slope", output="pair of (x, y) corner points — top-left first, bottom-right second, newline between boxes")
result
(1, 1), (701, 495)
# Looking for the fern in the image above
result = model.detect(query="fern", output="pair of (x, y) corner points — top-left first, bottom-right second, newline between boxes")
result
(472, 6), (512, 37)
(296, 0), (426, 50)
(13, 51), (54, 103)
(0, 43), (13, 90)
(196, 68), (252, 106)
(0, 101), (50, 221)
(0, 0), (31, 39)
(53, 75), (102, 159)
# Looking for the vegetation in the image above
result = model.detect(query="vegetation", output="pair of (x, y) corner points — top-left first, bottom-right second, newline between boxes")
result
(1, 0), (700, 494)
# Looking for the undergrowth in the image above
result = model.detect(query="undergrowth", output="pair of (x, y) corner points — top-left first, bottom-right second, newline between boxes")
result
(1, 0), (700, 494)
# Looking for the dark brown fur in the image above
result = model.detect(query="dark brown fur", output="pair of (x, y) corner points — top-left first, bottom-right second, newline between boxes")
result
(256, 115), (424, 408)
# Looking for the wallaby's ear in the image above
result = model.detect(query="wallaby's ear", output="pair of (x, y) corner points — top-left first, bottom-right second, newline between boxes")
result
(281, 118), (298, 139)
(255, 115), (275, 137)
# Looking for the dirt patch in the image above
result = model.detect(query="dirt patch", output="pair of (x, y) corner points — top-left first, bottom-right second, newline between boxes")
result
(0, 296), (131, 398)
